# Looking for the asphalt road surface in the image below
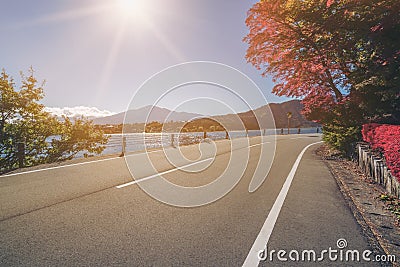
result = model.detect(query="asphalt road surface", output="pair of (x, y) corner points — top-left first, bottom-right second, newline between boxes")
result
(0, 134), (383, 266)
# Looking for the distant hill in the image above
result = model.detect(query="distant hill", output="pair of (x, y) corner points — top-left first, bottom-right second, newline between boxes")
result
(94, 100), (319, 128)
(269, 100), (319, 128)
(211, 100), (318, 129)
(93, 105), (202, 125)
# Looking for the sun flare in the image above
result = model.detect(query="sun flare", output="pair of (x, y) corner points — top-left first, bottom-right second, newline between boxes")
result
(116, 0), (147, 18)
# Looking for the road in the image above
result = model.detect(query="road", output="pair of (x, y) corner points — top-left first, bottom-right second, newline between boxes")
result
(0, 134), (382, 266)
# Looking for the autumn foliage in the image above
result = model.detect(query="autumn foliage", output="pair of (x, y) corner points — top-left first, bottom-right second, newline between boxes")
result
(362, 124), (400, 181)
(245, 0), (400, 153)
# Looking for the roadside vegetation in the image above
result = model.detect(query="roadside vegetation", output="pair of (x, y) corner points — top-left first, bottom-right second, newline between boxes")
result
(0, 68), (108, 174)
(362, 124), (400, 180)
(245, 0), (399, 155)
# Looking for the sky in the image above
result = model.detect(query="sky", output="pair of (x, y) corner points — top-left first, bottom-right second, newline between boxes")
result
(1, 0), (291, 117)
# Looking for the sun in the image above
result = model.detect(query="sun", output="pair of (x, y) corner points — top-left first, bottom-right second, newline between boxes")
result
(116, 0), (147, 18)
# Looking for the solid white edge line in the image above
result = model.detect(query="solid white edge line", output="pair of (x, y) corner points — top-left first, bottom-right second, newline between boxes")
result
(0, 157), (120, 178)
(116, 157), (214, 188)
(0, 149), (164, 178)
(0, 140), (271, 179)
(242, 141), (322, 267)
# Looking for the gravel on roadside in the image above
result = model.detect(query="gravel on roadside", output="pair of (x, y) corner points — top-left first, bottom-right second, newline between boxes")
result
(317, 144), (400, 266)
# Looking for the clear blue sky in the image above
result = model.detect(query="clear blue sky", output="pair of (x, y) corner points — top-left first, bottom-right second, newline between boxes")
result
(1, 0), (291, 115)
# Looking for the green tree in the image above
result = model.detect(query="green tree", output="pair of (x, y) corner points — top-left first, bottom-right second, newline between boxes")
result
(0, 68), (108, 173)
(46, 116), (108, 162)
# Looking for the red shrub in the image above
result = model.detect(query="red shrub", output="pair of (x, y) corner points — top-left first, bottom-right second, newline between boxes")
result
(361, 123), (380, 145)
(362, 124), (400, 181)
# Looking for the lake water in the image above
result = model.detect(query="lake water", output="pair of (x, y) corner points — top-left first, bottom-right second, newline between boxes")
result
(79, 127), (320, 158)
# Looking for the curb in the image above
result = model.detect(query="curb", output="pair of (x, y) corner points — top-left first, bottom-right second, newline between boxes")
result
(319, 151), (398, 266)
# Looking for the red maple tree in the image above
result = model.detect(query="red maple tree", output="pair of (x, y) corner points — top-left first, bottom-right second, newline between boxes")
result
(244, 0), (400, 152)
(244, 0), (400, 123)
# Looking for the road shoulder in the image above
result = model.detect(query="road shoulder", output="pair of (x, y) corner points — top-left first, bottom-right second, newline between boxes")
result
(260, 143), (382, 266)
(318, 145), (400, 266)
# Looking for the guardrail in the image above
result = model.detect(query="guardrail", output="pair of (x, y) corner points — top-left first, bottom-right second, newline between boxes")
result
(99, 128), (320, 157)
(357, 143), (400, 198)
(2, 127), (321, 173)
(116, 130), (233, 156)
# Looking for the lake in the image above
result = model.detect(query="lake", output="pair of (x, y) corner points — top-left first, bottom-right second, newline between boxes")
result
(79, 127), (320, 158)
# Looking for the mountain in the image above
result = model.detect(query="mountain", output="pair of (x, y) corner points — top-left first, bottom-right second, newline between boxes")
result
(93, 105), (202, 125)
(269, 100), (319, 128)
(211, 100), (318, 129)
(93, 100), (319, 128)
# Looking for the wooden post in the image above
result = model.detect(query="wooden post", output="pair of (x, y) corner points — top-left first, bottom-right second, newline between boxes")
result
(171, 133), (175, 147)
(225, 130), (229, 139)
(17, 142), (25, 168)
(120, 136), (126, 157)
(287, 112), (292, 134)
(357, 144), (400, 198)
(203, 131), (207, 139)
